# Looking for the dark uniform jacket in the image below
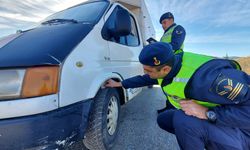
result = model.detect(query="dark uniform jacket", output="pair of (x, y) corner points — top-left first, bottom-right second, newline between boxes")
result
(122, 54), (250, 137)
(162, 23), (186, 51)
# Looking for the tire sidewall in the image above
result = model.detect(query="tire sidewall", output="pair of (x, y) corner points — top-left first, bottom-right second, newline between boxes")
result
(102, 88), (121, 149)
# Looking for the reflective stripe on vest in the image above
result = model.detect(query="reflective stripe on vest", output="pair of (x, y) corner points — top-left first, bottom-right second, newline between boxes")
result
(157, 52), (219, 109)
(160, 25), (184, 54)
(173, 77), (189, 83)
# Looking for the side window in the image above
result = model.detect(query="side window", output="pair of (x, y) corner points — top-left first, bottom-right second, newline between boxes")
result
(102, 6), (120, 43)
(126, 16), (139, 46)
(102, 6), (140, 46)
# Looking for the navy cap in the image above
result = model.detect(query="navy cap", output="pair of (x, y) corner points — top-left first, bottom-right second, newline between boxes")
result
(159, 12), (174, 23)
(139, 42), (174, 66)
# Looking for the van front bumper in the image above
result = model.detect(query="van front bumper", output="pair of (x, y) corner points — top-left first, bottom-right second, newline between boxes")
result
(0, 99), (93, 150)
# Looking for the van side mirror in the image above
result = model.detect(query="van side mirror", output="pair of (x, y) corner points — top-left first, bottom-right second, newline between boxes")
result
(111, 9), (131, 37)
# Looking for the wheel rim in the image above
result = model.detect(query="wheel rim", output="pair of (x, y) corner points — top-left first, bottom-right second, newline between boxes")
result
(107, 96), (119, 136)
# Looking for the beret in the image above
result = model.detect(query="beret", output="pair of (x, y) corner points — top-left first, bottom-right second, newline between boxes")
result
(159, 12), (174, 23)
(139, 42), (174, 66)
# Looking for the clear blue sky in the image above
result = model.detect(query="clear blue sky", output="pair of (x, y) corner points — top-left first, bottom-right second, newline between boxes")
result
(0, 0), (250, 57)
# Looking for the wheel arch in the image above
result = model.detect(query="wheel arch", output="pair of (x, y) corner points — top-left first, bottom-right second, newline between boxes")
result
(87, 72), (128, 105)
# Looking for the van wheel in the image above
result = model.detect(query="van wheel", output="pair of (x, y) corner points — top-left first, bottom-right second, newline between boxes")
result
(83, 88), (120, 150)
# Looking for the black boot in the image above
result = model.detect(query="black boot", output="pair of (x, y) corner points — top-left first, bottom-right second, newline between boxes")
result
(147, 85), (153, 88)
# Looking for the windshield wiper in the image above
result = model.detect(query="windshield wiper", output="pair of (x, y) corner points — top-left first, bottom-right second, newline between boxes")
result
(41, 19), (78, 25)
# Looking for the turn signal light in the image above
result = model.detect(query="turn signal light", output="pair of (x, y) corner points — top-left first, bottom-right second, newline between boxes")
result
(21, 66), (59, 98)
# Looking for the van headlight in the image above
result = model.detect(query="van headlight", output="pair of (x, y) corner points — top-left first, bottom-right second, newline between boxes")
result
(0, 69), (25, 99)
(0, 66), (59, 100)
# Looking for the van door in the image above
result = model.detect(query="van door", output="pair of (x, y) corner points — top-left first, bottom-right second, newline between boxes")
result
(102, 5), (142, 61)
(101, 5), (143, 101)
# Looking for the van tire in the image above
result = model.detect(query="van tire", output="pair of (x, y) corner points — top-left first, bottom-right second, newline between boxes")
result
(83, 88), (120, 150)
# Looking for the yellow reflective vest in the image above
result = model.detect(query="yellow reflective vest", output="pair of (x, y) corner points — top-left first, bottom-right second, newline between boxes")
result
(157, 52), (219, 109)
(160, 25), (184, 54)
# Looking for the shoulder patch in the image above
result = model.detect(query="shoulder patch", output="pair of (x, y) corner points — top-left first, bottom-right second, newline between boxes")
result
(176, 30), (183, 35)
(174, 26), (185, 36)
(210, 73), (248, 103)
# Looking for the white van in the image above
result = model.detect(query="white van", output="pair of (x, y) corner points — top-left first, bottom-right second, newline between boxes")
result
(0, 0), (155, 149)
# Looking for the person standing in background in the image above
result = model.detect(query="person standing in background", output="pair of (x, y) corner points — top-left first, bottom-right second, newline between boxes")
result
(157, 12), (186, 113)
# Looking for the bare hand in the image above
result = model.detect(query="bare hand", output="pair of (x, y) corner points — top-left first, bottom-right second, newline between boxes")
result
(105, 79), (122, 88)
(180, 100), (208, 120)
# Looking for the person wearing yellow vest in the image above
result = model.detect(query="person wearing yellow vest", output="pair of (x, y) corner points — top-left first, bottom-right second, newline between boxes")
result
(105, 42), (250, 149)
(158, 12), (186, 113)
(160, 12), (185, 55)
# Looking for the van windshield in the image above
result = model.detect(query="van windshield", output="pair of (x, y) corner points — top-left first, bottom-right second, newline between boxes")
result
(41, 1), (108, 24)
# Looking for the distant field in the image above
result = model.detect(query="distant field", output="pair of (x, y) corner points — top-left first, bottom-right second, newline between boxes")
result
(236, 57), (250, 74)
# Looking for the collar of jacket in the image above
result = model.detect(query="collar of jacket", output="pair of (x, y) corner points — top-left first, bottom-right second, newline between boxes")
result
(164, 23), (176, 33)
(161, 54), (182, 86)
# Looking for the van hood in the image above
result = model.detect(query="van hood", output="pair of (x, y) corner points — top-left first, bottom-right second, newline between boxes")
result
(0, 23), (94, 68)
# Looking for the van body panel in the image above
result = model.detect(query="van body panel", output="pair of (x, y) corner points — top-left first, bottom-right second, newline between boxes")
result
(0, 99), (92, 149)
(0, 94), (58, 119)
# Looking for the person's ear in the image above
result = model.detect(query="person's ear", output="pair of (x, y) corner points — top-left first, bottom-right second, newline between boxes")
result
(162, 66), (171, 74)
